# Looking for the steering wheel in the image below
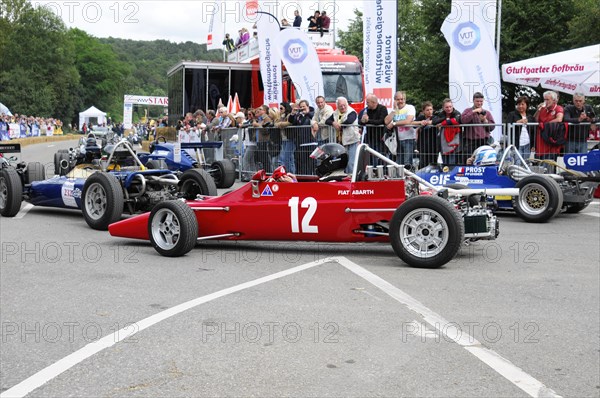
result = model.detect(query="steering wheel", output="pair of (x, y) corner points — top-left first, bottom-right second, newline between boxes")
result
(155, 136), (167, 143)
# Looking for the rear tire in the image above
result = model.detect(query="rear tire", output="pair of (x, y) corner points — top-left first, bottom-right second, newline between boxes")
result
(513, 175), (563, 223)
(82, 173), (124, 230)
(210, 159), (236, 188)
(0, 167), (23, 217)
(149, 200), (198, 257)
(26, 162), (45, 183)
(389, 195), (464, 268)
(180, 169), (217, 199)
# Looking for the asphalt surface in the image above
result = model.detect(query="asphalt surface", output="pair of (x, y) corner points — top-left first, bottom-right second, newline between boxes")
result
(0, 139), (599, 397)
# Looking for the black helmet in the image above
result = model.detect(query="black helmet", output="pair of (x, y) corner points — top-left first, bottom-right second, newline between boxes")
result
(86, 137), (97, 147)
(311, 143), (348, 177)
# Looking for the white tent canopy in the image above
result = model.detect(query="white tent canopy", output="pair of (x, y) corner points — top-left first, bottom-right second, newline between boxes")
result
(79, 106), (107, 130)
(502, 44), (600, 96)
(0, 102), (12, 116)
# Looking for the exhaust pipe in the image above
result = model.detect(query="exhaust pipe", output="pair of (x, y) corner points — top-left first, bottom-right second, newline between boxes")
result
(60, 159), (69, 170)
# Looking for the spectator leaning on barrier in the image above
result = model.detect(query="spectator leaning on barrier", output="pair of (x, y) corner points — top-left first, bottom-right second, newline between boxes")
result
(432, 98), (462, 166)
(320, 11), (330, 33)
(563, 93), (596, 154)
(505, 96), (535, 160)
(307, 11), (321, 31)
(326, 97), (360, 174)
(460, 92), (495, 164)
(533, 90), (564, 161)
(359, 93), (388, 164)
(288, 100), (314, 175)
(222, 34), (235, 52)
(414, 101), (437, 167)
(311, 95), (334, 147)
(384, 91), (416, 166)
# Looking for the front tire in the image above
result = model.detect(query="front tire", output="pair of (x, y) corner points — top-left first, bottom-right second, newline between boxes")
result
(53, 152), (69, 176)
(149, 200), (198, 257)
(0, 167), (23, 217)
(179, 169), (217, 199)
(389, 195), (464, 268)
(82, 173), (124, 230)
(210, 159), (236, 188)
(513, 175), (563, 223)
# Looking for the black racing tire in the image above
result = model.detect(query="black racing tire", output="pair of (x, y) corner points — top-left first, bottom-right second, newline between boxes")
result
(444, 183), (480, 207)
(53, 152), (70, 176)
(149, 200), (198, 257)
(513, 175), (563, 223)
(179, 169), (217, 199)
(389, 195), (464, 268)
(210, 159), (236, 188)
(146, 159), (168, 170)
(26, 162), (45, 184)
(0, 167), (23, 217)
(82, 173), (124, 230)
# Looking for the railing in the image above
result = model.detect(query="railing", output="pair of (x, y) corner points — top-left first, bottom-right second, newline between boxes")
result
(196, 122), (600, 179)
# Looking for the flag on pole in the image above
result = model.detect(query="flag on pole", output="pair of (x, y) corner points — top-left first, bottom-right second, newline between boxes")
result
(362, 0), (397, 110)
(441, 0), (502, 140)
(256, 11), (283, 107)
(207, 2), (225, 50)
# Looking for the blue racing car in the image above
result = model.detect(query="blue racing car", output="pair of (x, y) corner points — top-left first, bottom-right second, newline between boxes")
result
(0, 140), (217, 230)
(416, 145), (599, 223)
(137, 136), (236, 189)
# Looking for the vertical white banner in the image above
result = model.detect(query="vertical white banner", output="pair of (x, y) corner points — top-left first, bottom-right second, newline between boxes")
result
(442, 0), (502, 140)
(276, 28), (324, 108)
(256, 11), (282, 107)
(206, 2), (224, 50)
(362, 0), (397, 109)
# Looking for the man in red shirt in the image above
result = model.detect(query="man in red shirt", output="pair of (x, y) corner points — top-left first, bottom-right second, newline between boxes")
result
(533, 90), (564, 160)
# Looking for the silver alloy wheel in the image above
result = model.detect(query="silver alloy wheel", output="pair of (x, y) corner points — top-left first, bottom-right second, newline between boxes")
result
(518, 183), (549, 215)
(151, 208), (181, 250)
(399, 208), (449, 258)
(0, 177), (6, 209)
(85, 182), (107, 220)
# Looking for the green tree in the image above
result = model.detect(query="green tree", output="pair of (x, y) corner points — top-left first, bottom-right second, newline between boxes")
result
(336, 9), (363, 63)
(68, 28), (131, 119)
(0, 3), (79, 120)
(566, 0), (600, 48)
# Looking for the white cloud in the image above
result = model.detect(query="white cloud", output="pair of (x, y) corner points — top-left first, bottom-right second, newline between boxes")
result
(31, 0), (360, 43)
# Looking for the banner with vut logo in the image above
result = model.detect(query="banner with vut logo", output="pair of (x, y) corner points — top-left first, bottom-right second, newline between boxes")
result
(256, 11), (282, 107)
(275, 28), (323, 108)
(362, 0), (397, 110)
(441, 0), (502, 140)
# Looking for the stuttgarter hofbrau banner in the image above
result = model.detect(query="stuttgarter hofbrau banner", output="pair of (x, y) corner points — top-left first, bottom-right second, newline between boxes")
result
(441, 0), (502, 140)
(275, 28), (324, 108)
(256, 11), (283, 107)
(362, 0), (397, 109)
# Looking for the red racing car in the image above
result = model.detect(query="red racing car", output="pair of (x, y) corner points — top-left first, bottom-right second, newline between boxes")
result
(109, 144), (501, 268)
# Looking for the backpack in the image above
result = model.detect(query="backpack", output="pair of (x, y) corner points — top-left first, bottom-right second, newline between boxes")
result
(540, 122), (568, 146)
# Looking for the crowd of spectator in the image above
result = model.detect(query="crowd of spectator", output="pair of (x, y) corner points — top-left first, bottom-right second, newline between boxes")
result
(176, 90), (599, 178)
(0, 113), (65, 140)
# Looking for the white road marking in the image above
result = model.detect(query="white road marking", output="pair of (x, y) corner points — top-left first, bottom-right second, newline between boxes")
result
(0, 258), (331, 398)
(337, 257), (562, 398)
(14, 203), (34, 219)
(47, 145), (55, 148)
(584, 212), (600, 218)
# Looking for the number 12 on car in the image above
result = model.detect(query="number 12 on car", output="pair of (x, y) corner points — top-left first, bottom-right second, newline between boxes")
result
(288, 197), (319, 234)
